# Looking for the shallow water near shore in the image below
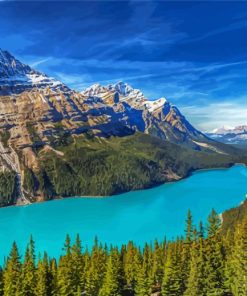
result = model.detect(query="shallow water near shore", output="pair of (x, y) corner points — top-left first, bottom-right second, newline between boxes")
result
(0, 164), (246, 262)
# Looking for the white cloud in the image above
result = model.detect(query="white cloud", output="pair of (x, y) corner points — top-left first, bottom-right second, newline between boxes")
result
(30, 58), (51, 68)
(180, 100), (247, 132)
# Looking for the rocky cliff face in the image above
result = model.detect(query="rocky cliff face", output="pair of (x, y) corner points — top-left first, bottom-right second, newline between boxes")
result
(0, 50), (239, 206)
(80, 81), (209, 147)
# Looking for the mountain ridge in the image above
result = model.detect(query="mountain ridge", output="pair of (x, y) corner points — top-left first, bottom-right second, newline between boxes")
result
(0, 48), (69, 95)
(207, 125), (247, 145)
(0, 49), (245, 206)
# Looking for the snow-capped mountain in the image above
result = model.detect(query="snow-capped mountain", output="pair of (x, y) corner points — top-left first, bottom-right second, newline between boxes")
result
(0, 49), (68, 95)
(82, 81), (168, 113)
(0, 49), (241, 205)
(108, 81), (145, 100)
(82, 81), (146, 106)
(211, 126), (234, 135)
(80, 81), (215, 149)
(207, 125), (247, 145)
(212, 125), (247, 135)
(0, 49), (226, 153)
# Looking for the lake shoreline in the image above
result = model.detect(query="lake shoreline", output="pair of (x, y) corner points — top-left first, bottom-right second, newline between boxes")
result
(0, 162), (246, 263)
(4, 162), (246, 210)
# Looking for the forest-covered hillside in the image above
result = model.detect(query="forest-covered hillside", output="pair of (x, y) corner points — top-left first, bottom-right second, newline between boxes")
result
(21, 133), (244, 203)
(222, 199), (247, 233)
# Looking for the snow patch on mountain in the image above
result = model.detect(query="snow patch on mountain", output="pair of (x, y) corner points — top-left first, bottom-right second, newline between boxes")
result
(0, 49), (66, 95)
(144, 97), (168, 112)
(207, 125), (247, 145)
(82, 83), (108, 97)
(81, 81), (169, 113)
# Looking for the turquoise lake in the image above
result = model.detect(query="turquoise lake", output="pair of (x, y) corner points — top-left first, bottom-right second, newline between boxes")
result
(0, 164), (246, 262)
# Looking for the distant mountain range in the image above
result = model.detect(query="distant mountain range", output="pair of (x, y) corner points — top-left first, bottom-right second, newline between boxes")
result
(207, 125), (247, 145)
(0, 49), (245, 206)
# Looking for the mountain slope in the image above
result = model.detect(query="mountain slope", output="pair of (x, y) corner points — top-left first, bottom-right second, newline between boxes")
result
(0, 49), (69, 95)
(0, 49), (245, 206)
(19, 133), (244, 204)
(222, 198), (247, 233)
(81, 81), (218, 150)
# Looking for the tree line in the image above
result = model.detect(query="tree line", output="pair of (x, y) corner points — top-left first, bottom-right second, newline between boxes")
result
(1, 209), (247, 296)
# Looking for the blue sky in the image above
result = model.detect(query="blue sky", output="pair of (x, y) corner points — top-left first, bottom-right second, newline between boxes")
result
(1, 1), (247, 130)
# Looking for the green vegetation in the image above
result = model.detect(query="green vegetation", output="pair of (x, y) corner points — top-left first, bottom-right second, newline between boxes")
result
(0, 171), (16, 206)
(26, 123), (41, 144)
(1, 209), (246, 296)
(22, 133), (244, 199)
(222, 198), (247, 233)
(0, 130), (10, 148)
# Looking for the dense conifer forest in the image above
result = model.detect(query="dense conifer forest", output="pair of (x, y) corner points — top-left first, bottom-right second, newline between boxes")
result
(1, 209), (246, 296)
(22, 133), (244, 202)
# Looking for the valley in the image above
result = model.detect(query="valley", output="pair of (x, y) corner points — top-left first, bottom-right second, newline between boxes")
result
(0, 49), (246, 207)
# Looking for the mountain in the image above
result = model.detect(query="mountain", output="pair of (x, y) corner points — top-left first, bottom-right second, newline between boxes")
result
(207, 125), (247, 145)
(81, 81), (218, 150)
(0, 49), (69, 95)
(0, 49), (221, 151)
(0, 49), (245, 207)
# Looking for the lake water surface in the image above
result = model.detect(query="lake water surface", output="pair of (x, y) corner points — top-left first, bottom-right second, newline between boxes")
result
(0, 164), (246, 262)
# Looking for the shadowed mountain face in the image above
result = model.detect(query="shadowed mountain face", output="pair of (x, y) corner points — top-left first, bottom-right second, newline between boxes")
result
(0, 50), (244, 206)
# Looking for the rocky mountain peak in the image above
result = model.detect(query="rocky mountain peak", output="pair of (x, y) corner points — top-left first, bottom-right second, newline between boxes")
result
(144, 97), (168, 112)
(0, 49), (32, 77)
(0, 49), (68, 95)
(108, 81), (145, 100)
(82, 83), (108, 97)
(108, 81), (133, 95)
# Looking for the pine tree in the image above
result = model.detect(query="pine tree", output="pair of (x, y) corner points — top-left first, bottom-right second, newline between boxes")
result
(85, 239), (107, 296)
(181, 210), (194, 293)
(151, 240), (163, 290)
(161, 243), (182, 296)
(71, 234), (84, 292)
(36, 252), (51, 296)
(99, 248), (123, 296)
(142, 243), (153, 292)
(19, 237), (37, 296)
(123, 241), (137, 291)
(223, 229), (235, 295)
(3, 242), (22, 296)
(185, 209), (193, 244)
(198, 221), (205, 239)
(184, 230), (206, 296)
(57, 235), (76, 296)
(204, 209), (226, 296)
(230, 217), (247, 296)
(85, 266), (98, 296)
(134, 250), (150, 296)
(207, 208), (221, 237)
(49, 258), (58, 296)
(0, 267), (3, 296)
